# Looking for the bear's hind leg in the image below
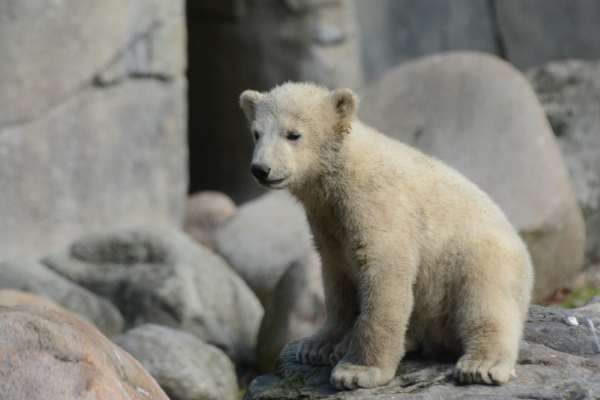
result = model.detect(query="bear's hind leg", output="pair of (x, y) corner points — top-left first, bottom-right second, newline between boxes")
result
(454, 286), (522, 385)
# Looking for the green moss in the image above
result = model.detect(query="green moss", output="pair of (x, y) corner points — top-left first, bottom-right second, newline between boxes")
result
(560, 285), (600, 309)
(279, 375), (306, 389)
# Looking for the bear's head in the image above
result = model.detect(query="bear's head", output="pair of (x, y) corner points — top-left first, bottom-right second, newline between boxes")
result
(239, 82), (357, 190)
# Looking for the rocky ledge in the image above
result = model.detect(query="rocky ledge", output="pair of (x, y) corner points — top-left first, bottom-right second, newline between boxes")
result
(246, 301), (600, 399)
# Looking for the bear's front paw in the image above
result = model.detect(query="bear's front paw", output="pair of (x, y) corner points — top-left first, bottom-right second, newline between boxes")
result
(330, 362), (394, 390)
(296, 336), (336, 365)
(454, 355), (516, 385)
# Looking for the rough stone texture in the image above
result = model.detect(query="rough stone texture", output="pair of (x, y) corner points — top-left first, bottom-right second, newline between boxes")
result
(527, 60), (600, 267)
(184, 191), (237, 250)
(496, 0), (600, 69)
(0, 258), (124, 336)
(353, 0), (498, 82)
(215, 191), (314, 306)
(114, 324), (239, 400)
(246, 301), (600, 399)
(42, 226), (263, 365)
(0, 0), (187, 260)
(188, 0), (363, 201)
(360, 52), (585, 302)
(0, 306), (168, 400)
(257, 252), (325, 372)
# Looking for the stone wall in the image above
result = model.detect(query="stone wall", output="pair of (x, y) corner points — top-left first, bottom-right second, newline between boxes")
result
(354, 0), (600, 82)
(0, 0), (187, 259)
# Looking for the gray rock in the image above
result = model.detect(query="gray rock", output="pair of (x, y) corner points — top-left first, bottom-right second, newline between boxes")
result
(184, 191), (237, 250)
(42, 226), (263, 364)
(0, 258), (124, 336)
(527, 60), (600, 267)
(0, 0), (187, 260)
(496, 0), (600, 69)
(353, 0), (498, 82)
(360, 51), (585, 302)
(187, 0), (362, 201)
(246, 301), (600, 399)
(257, 252), (325, 372)
(215, 191), (314, 306)
(114, 324), (239, 400)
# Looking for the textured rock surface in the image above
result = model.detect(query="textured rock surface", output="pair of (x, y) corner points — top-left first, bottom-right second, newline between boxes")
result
(215, 191), (314, 306)
(0, 259), (124, 336)
(0, 306), (168, 400)
(0, 0), (187, 259)
(187, 0), (362, 201)
(527, 60), (600, 267)
(246, 301), (600, 399)
(184, 191), (237, 249)
(43, 227), (263, 364)
(114, 324), (239, 400)
(360, 52), (585, 302)
(257, 252), (325, 372)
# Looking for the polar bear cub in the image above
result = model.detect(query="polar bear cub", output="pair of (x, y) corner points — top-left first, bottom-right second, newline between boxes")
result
(239, 82), (533, 390)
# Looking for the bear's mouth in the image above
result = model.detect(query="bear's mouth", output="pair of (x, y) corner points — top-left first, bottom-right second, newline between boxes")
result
(258, 176), (288, 188)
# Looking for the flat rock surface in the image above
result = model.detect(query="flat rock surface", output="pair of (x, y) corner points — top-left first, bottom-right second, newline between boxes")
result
(247, 303), (600, 399)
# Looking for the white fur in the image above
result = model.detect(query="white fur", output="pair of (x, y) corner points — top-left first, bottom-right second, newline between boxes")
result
(240, 82), (534, 390)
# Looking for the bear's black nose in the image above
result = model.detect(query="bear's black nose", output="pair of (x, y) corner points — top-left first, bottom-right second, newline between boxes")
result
(251, 163), (271, 180)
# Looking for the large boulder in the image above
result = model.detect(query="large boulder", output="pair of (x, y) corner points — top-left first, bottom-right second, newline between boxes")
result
(184, 191), (237, 250)
(527, 60), (600, 268)
(187, 0), (362, 201)
(360, 51), (585, 302)
(257, 252), (325, 372)
(42, 226), (263, 364)
(0, 0), (187, 260)
(0, 259), (124, 336)
(114, 324), (239, 400)
(215, 191), (315, 306)
(246, 300), (600, 399)
(0, 306), (168, 400)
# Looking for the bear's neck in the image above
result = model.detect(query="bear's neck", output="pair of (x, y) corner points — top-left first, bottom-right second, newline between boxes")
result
(288, 136), (351, 217)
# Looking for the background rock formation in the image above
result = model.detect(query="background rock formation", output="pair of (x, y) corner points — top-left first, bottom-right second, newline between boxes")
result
(0, 0), (187, 259)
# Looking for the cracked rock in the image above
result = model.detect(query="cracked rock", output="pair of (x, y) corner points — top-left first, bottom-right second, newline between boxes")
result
(0, 0), (187, 260)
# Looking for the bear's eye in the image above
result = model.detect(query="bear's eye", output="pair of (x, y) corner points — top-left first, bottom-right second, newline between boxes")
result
(286, 130), (301, 141)
(253, 130), (260, 141)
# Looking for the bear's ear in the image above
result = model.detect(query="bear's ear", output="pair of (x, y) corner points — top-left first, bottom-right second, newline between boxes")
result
(239, 90), (264, 122)
(330, 88), (358, 121)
